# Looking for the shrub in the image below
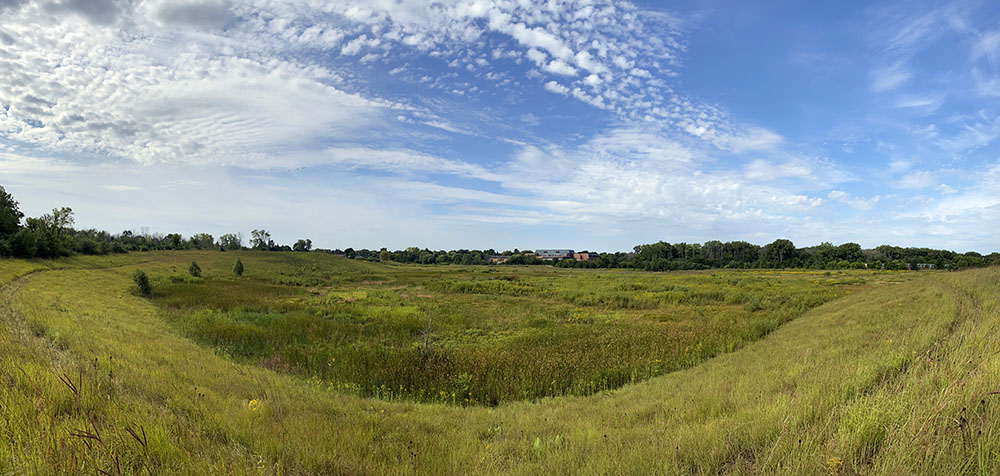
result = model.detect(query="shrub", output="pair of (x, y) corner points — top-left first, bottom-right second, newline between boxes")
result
(189, 261), (202, 277)
(132, 270), (151, 296)
(76, 238), (100, 255)
(233, 258), (244, 277)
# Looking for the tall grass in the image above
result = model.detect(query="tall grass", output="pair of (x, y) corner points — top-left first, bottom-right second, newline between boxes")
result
(151, 265), (881, 405)
(1, 252), (997, 475)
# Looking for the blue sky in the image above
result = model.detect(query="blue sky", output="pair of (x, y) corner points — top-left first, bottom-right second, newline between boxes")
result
(1, 0), (999, 252)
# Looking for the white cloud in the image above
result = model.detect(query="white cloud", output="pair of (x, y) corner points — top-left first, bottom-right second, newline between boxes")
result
(0, 151), (81, 174)
(101, 185), (141, 192)
(526, 48), (547, 66)
(707, 126), (784, 153)
(935, 183), (957, 194)
(744, 159), (813, 181)
(519, 113), (540, 126)
(154, 0), (234, 30)
(894, 170), (936, 189)
(320, 147), (502, 182)
(827, 190), (880, 210)
(971, 30), (1000, 63)
(544, 81), (569, 95)
(888, 159), (912, 173)
(871, 62), (912, 92)
(895, 93), (944, 113)
(543, 59), (578, 76)
(340, 35), (371, 56)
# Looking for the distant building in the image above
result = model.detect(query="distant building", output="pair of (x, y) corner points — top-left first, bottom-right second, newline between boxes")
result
(490, 256), (509, 264)
(573, 252), (597, 261)
(535, 249), (574, 260)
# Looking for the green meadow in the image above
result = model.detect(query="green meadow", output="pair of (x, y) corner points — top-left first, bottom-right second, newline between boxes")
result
(1, 251), (998, 474)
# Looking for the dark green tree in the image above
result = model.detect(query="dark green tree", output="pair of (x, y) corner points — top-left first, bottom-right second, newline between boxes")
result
(293, 239), (312, 252)
(189, 261), (202, 277)
(763, 239), (798, 267)
(233, 258), (244, 276)
(132, 270), (151, 296)
(9, 228), (38, 258)
(0, 185), (24, 239)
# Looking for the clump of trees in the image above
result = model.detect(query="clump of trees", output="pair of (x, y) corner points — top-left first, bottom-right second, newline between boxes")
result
(189, 261), (202, 277)
(0, 186), (78, 258)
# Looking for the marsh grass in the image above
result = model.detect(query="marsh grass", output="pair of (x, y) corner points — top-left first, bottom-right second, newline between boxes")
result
(150, 261), (891, 405)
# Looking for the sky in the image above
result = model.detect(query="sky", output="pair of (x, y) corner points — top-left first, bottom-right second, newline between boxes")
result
(1, 0), (999, 252)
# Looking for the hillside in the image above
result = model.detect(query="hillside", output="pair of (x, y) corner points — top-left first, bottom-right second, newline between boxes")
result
(0, 252), (997, 475)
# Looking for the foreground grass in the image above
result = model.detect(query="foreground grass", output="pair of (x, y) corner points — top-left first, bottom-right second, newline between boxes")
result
(0, 252), (997, 474)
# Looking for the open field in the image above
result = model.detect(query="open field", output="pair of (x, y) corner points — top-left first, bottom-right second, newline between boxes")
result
(1, 251), (998, 474)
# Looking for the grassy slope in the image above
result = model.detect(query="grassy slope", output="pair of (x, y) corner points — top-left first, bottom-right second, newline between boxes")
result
(0, 252), (997, 475)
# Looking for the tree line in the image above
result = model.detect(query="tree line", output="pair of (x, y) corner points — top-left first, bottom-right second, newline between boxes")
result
(1, 186), (996, 270)
(343, 240), (997, 271)
(0, 186), (313, 258)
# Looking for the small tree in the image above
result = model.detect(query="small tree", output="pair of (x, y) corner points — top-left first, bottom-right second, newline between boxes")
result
(217, 233), (242, 251)
(190, 233), (214, 250)
(189, 261), (202, 277)
(251, 229), (272, 250)
(293, 238), (312, 252)
(233, 258), (244, 276)
(132, 270), (151, 296)
(379, 249), (390, 262)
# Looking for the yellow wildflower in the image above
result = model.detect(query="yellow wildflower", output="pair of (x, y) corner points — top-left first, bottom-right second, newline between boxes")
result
(826, 456), (843, 474)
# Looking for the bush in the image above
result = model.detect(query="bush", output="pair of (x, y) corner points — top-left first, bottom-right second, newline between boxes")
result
(132, 270), (152, 296)
(233, 258), (244, 277)
(189, 261), (202, 277)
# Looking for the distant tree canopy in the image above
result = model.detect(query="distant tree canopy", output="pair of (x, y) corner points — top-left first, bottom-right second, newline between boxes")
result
(293, 239), (312, 252)
(250, 229), (273, 251)
(324, 239), (998, 272)
(190, 233), (215, 250)
(218, 233), (242, 251)
(0, 185), (997, 270)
